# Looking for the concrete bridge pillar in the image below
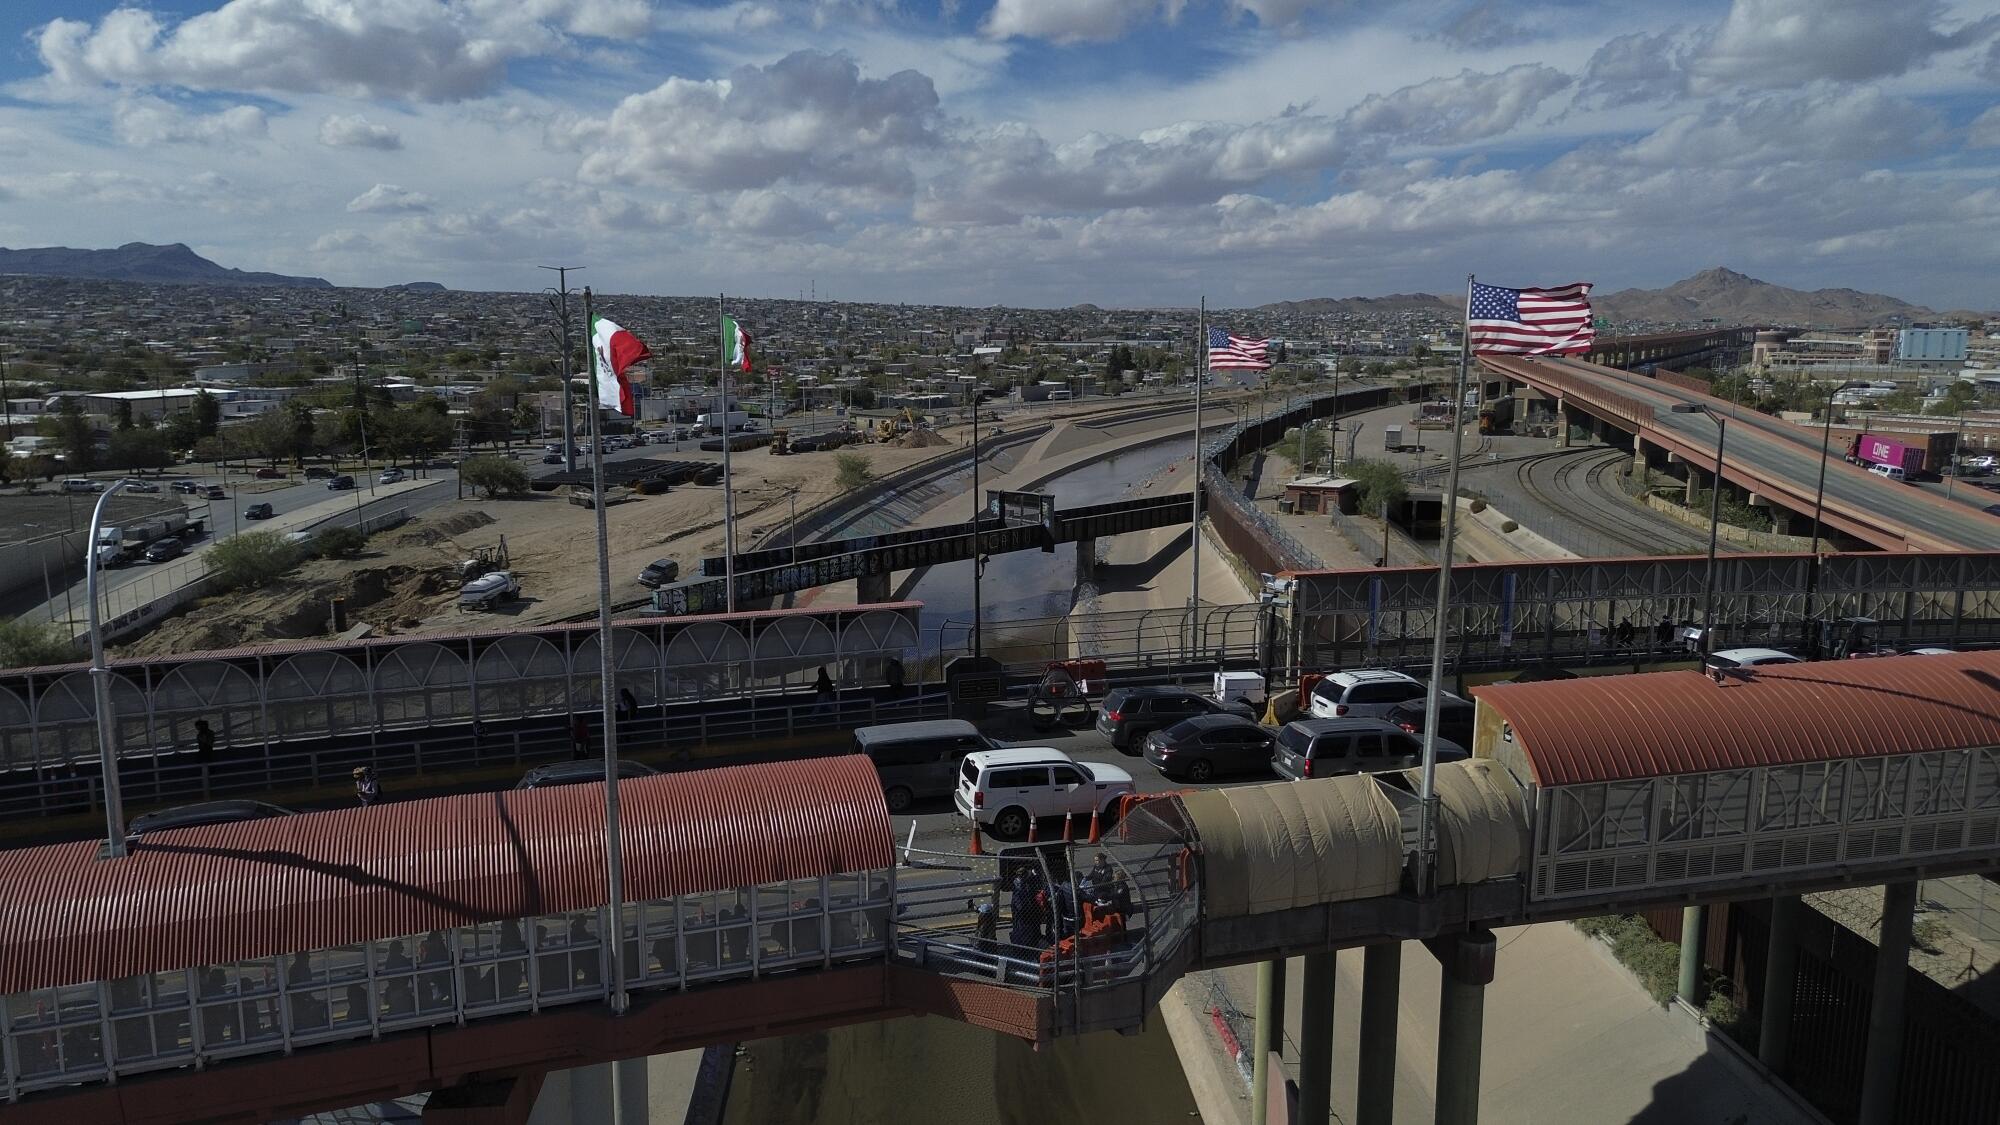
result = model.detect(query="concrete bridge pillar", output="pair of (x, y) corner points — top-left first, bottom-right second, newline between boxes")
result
(856, 569), (893, 603)
(1251, 957), (1288, 1125)
(1556, 404), (1570, 448)
(1296, 951), (1337, 1125)
(1859, 881), (1918, 1125)
(1677, 906), (1707, 1005)
(1355, 942), (1402, 1125)
(1075, 536), (1100, 584)
(1430, 928), (1496, 1125)
(1757, 895), (1801, 1076)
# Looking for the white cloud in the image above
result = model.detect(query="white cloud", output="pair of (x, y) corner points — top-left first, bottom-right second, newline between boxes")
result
(723, 189), (834, 236)
(1621, 89), (1947, 170)
(32, 0), (657, 102)
(981, 0), (1162, 43)
(347, 183), (436, 213)
(1689, 0), (1999, 91)
(576, 51), (942, 195)
(1576, 29), (1689, 108)
(1971, 106), (2000, 150)
(1341, 64), (1573, 146)
(311, 229), (378, 253)
(318, 114), (403, 150)
(111, 96), (268, 146)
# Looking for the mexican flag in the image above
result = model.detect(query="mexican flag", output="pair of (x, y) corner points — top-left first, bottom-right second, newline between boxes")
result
(722, 315), (752, 372)
(590, 314), (652, 416)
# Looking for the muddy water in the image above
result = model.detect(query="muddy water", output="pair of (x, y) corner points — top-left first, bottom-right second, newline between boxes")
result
(720, 1015), (1200, 1125)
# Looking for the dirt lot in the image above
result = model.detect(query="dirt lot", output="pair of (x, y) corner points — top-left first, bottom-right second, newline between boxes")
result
(116, 439), (959, 653)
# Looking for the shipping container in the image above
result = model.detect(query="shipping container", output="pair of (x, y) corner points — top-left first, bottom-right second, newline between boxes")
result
(1845, 432), (1937, 476)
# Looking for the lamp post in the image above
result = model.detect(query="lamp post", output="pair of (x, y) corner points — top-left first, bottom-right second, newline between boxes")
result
(1806, 381), (1864, 657)
(86, 478), (133, 858)
(968, 379), (985, 660)
(1670, 403), (1727, 654)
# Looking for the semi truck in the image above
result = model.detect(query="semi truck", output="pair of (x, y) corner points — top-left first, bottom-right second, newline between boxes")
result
(695, 410), (751, 434)
(1845, 432), (1945, 478)
(94, 510), (204, 568)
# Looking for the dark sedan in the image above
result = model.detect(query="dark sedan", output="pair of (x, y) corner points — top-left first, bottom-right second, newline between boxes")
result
(1142, 714), (1277, 782)
(1096, 686), (1257, 751)
(244, 502), (274, 520)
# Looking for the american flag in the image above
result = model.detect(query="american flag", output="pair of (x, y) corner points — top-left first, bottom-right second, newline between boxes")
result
(1208, 326), (1270, 371)
(1467, 281), (1594, 356)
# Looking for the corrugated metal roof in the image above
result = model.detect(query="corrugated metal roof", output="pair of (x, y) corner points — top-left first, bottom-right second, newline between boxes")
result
(0, 756), (890, 994)
(1471, 651), (2000, 787)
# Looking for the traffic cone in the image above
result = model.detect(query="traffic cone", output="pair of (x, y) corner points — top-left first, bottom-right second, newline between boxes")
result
(1062, 812), (1075, 843)
(1027, 817), (1039, 844)
(968, 820), (984, 857)
(1087, 803), (1103, 845)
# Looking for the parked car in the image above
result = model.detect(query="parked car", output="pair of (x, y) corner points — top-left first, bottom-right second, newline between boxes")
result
(128, 800), (293, 836)
(171, 478), (201, 493)
(1272, 717), (1465, 781)
(1705, 647), (1802, 672)
(1305, 669), (1427, 720)
(1382, 695), (1475, 748)
(304, 466), (335, 479)
(1095, 685), (1256, 751)
(953, 747), (1134, 840)
(60, 478), (96, 493)
(244, 503), (274, 520)
(379, 467), (406, 484)
(1143, 714), (1276, 782)
(636, 558), (682, 588)
(515, 759), (660, 790)
(123, 480), (160, 493)
(254, 467), (283, 479)
(144, 538), (187, 563)
(327, 474), (356, 490)
(854, 719), (997, 813)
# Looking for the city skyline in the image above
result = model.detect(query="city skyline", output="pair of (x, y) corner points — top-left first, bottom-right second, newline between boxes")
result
(0, 0), (1996, 309)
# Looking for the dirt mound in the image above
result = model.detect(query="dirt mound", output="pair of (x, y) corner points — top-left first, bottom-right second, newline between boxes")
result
(896, 429), (952, 449)
(114, 562), (462, 657)
(393, 509), (495, 547)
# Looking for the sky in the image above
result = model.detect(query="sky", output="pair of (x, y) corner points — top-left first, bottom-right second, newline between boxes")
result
(0, 0), (1996, 309)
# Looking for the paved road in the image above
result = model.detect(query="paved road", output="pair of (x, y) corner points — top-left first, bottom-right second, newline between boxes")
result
(1533, 357), (2000, 550)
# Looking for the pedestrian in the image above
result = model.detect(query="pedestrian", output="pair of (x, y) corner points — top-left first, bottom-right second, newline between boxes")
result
(1654, 615), (1674, 650)
(812, 665), (835, 716)
(571, 713), (589, 760)
(193, 718), (216, 759)
(353, 766), (382, 807)
(1083, 851), (1115, 896)
(1008, 873), (1041, 950)
(1613, 618), (1634, 648)
(617, 687), (638, 726)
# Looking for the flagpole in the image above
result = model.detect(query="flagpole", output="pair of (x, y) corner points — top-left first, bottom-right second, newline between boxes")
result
(720, 293), (737, 614)
(581, 287), (630, 1020)
(1190, 298), (1205, 621)
(1416, 273), (1475, 897)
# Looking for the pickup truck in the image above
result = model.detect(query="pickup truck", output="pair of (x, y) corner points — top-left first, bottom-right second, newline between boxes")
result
(459, 570), (521, 611)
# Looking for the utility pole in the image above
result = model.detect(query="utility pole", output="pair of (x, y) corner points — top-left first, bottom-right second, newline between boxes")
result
(541, 265), (583, 474)
(0, 346), (12, 442)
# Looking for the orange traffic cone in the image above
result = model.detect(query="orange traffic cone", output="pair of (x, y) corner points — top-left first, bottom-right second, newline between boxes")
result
(1087, 804), (1103, 845)
(968, 819), (985, 857)
(1062, 812), (1075, 843)
(1027, 817), (1039, 844)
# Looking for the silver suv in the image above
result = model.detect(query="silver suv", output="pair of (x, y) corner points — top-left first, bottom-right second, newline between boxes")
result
(1271, 717), (1466, 781)
(1306, 669), (1426, 720)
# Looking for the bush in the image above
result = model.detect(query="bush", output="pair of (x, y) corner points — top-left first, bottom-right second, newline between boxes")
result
(1500, 519), (1518, 532)
(0, 618), (76, 669)
(1468, 498), (1487, 513)
(460, 454), (530, 498)
(207, 530), (303, 591)
(312, 524), (366, 559)
(835, 452), (874, 492)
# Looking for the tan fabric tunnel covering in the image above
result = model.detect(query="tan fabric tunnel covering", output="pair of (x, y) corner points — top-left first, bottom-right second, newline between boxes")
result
(1180, 777), (1404, 918)
(1428, 759), (1531, 887)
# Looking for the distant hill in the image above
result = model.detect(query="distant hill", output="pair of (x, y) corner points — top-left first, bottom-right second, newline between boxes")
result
(0, 242), (331, 288)
(1256, 293), (1457, 315)
(391, 281), (446, 292)
(1594, 267), (1930, 327)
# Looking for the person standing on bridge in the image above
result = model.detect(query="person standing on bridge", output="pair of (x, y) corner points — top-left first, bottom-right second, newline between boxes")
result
(353, 766), (382, 807)
(571, 713), (589, 759)
(193, 718), (216, 760)
(1614, 618), (1634, 648)
(813, 666), (836, 716)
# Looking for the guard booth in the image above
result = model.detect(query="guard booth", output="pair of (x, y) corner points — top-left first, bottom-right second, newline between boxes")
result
(1283, 476), (1358, 515)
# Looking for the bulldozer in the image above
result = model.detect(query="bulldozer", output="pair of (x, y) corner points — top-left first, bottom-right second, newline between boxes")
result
(457, 536), (510, 583)
(770, 428), (790, 455)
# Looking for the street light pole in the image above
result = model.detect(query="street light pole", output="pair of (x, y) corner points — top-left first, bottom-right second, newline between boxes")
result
(970, 379), (985, 660)
(1671, 403), (1727, 652)
(1806, 381), (1862, 656)
(86, 478), (132, 858)
(541, 266), (583, 474)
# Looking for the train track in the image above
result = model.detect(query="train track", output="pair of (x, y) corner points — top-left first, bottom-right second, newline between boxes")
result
(1510, 447), (1717, 557)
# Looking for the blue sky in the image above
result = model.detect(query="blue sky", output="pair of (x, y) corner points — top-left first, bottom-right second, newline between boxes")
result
(1, 0), (1997, 309)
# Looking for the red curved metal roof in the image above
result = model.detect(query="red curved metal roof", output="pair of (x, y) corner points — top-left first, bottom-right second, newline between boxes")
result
(0, 756), (891, 994)
(1471, 651), (2000, 787)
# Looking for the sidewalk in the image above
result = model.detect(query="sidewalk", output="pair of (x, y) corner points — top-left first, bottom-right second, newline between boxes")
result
(34, 478), (443, 635)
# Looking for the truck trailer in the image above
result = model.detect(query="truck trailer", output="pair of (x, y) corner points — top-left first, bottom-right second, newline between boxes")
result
(695, 410), (751, 434)
(1845, 432), (1931, 477)
(94, 510), (204, 567)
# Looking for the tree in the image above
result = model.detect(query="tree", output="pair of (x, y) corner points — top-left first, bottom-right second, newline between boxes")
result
(1345, 458), (1407, 516)
(311, 524), (366, 559)
(1280, 425), (1330, 474)
(106, 427), (173, 473)
(45, 397), (94, 472)
(207, 531), (304, 591)
(834, 452), (874, 492)
(1927, 383), (1978, 417)
(192, 389), (221, 439)
(245, 409), (298, 464)
(113, 399), (134, 431)
(460, 454), (529, 498)
(0, 618), (75, 669)
(286, 400), (317, 464)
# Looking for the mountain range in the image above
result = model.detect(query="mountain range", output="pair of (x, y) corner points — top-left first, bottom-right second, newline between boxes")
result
(1257, 269), (1947, 327)
(0, 242), (330, 288)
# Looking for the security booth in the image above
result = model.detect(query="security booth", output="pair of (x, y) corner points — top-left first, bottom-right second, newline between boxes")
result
(1283, 476), (1358, 515)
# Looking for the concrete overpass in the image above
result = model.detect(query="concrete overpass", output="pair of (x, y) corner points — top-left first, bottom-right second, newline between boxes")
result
(1479, 354), (2000, 553)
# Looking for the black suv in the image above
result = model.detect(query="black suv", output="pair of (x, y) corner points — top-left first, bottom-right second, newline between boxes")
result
(637, 558), (681, 588)
(1271, 717), (1466, 781)
(1382, 696), (1475, 748)
(1096, 686), (1256, 751)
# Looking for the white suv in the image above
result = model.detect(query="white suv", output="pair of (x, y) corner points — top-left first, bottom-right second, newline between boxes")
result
(1307, 669), (1426, 720)
(953, 748), (1134, 841)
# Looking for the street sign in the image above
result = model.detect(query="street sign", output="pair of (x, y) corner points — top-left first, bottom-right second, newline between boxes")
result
(951, 674), (1005, 703)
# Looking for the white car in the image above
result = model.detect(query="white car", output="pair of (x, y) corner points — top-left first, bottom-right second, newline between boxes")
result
(379, 467), (406, 484)
(1306, 668), (1427, 720)
(1705, 647), (1802, 671)
(953, 748), (1134, 841)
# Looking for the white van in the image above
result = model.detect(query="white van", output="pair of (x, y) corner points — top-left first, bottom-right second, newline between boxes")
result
(1868, 463), (1909, 484)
